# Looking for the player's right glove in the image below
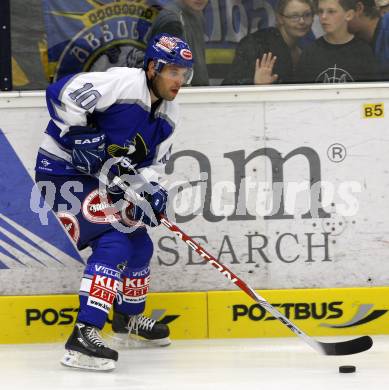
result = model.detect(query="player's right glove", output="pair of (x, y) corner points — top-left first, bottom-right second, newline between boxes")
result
(128, 182), (168, 227)
(68, 126), (106, 174)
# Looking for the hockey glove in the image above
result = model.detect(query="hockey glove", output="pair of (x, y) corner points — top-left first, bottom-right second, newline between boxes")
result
(68, 126), (105, 174)
(131, 182), (168, 227)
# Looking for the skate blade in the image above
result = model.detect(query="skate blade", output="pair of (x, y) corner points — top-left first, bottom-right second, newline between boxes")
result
(60, 350), (116, 371)
(129, 334), (171, 347)
(104, 331), (171, 349)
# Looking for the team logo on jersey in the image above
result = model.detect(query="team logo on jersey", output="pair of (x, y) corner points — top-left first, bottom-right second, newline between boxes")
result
(180, 49), (193, 61)
(107, 133), (149, 175)
(82, 189), (120, 224)
(57, 212), (80, 244)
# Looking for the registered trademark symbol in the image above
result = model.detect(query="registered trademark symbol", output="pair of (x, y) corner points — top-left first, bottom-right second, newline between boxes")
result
(327, 143), (346, 162)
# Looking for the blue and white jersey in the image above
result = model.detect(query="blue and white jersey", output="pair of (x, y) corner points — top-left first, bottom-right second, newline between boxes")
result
(35, 67), (179, 182)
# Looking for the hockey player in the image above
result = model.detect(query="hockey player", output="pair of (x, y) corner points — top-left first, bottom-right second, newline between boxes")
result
(34, 34), (194, 371)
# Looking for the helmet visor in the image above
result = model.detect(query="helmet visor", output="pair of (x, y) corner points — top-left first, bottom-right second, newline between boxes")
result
(157, 64), (194, 86)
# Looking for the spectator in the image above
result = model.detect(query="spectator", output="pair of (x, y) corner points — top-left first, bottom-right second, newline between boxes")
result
(348, 0), (389, 78)
(150, 0), (209, 86)
(295, 0), (379, 82)
(222, 0), (314, 85)
(376, 0), (389, 15)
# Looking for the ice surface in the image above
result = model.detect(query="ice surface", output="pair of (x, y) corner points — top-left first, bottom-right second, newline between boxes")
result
(0, 336), (388, 390)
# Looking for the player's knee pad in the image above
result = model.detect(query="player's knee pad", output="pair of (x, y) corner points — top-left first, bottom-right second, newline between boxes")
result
(77, 261), (122, 329)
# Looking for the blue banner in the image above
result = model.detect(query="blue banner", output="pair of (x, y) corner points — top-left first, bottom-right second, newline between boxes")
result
(43, 0), (161, 81)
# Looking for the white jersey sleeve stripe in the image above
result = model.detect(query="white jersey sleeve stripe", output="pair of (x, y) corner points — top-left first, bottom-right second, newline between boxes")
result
(40, 134), (72, 164)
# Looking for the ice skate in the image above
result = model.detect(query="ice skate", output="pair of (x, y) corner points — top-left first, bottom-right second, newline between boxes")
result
(110, 310), (171, 348)
(61, 322), (118, 371)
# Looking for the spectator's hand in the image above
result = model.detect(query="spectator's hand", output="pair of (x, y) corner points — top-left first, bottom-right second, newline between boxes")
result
(254, 53), (278, 85)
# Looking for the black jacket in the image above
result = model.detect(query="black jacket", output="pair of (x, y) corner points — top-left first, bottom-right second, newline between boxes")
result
(223, 27), (295, 85)
(295, 37), (380, 83)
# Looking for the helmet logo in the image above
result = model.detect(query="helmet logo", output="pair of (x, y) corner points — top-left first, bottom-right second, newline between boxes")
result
(156, 36), (178, 53)
(144, 34), (193, 71)
(180, 49), (193, 60)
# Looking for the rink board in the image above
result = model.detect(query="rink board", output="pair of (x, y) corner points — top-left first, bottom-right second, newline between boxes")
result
(1, 287), (389, 344)
(208, 287), (389, 338)
(2, 86), (389, 296)
(0, 292), (207, 344)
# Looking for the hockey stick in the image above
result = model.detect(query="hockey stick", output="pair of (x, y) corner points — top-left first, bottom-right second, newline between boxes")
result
(99, 172), (373, 356)
(158, 216), (372, 356)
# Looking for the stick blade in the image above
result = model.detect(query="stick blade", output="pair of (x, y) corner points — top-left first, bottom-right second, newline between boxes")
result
(319, 335), (373, 355)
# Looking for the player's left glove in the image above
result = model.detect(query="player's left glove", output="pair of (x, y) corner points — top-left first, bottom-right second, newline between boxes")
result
(68, 126), (106, 174)
(130, 182), (168, 227)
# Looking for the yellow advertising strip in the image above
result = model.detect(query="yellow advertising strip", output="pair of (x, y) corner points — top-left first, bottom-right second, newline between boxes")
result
(208, 287), (389, 338)
(1, 287), (389, 344)
(109, 291), (208, 340)
(0, 292), (207, 344)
